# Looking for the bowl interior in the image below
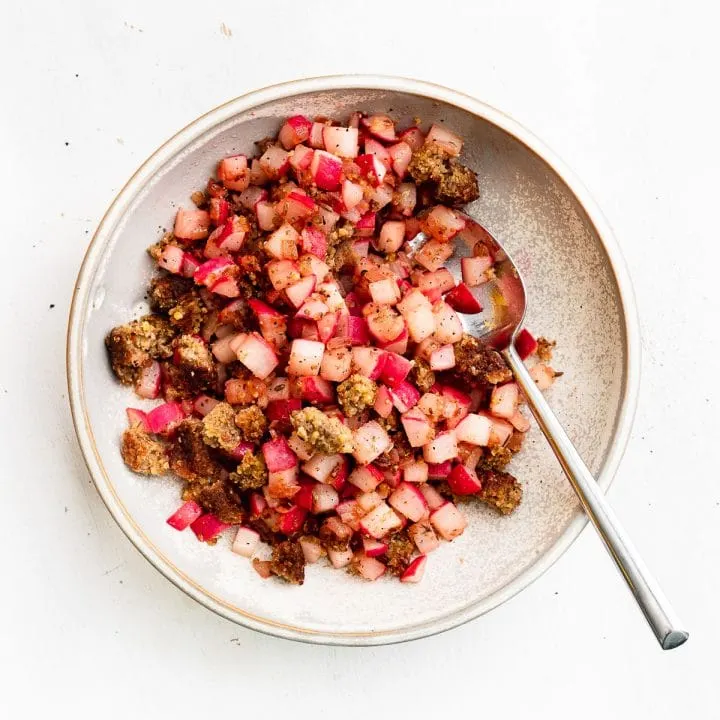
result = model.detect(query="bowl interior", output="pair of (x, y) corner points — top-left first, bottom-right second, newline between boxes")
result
(72, 84), (630, 642)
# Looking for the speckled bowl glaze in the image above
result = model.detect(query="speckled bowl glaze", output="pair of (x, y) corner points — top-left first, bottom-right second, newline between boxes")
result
(67, 76), (640, 645)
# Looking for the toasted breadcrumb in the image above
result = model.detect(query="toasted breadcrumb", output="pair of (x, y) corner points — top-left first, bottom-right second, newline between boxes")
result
(337, 374), (377, 417)
(536, 337), (556, 363)
(202, 402), (242, 452)
(290, 407), (353, 454)
(229, 451), (268, 490)
(269, 541), (305, 585)
(478, 470), (522, 515)
(121, 427), (169, 475)
(234, 405), (268, 443)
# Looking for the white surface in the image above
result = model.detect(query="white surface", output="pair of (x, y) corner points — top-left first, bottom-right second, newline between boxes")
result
(1, 1), (718, 717)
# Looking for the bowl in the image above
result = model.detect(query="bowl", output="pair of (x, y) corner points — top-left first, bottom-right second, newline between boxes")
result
(67, 75), (640, 645)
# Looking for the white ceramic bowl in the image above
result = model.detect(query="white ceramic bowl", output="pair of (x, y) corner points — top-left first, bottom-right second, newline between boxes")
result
(67, 76), (639, 645)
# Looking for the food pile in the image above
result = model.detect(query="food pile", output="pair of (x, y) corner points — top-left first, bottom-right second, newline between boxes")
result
(106, 111), (558, 585)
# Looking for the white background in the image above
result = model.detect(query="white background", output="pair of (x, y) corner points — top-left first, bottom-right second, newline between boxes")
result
(1, 1), (718, 717)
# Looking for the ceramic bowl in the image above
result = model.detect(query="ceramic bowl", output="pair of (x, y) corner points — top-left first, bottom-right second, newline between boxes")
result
(67, 76), (639, 645)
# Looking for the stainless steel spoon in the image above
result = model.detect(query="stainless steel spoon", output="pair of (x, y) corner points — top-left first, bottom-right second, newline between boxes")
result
(411, 215), (688, 650)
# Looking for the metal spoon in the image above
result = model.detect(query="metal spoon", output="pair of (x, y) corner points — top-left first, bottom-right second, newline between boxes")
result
(411, 216), (688, 650)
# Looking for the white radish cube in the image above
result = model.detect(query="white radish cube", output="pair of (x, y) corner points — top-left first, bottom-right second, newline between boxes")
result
(231, 527), (260, 558)
(454, 413), (493, 446)
(288, 339), (325, 376)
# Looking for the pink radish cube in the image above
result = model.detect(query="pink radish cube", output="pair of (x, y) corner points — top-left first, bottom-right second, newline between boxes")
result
(238, 186), (268, 210)
(217, 155), (250, 191)
(337, 499), (364, 531)
(312, 483), (340, 513)
(398, 126), (425, 150)
(357, 491), (383, 513)
(414, 239), (455, 272)
(147, 402), (185, 434)
(530, 364), (556, 390)
(126, 408), (150, 432)
(310, 150), (343, 190)
(389, 482), (429, 522)
(158, 244), (184, 274)
(509, 409), (531, 432)
(397, 289), (435, 342)
(359, 502), (403, 539)
(401, 407), (434, 448)
(267, 467), (301, 499)
(430, 502), (467, 540)
(362, 537), (388, 558)
(302, 453), (344, 484)
(366, 307), (405, 344)
(322, 126), (359, 158)
(369, 278), (401, 306)
(490, 382), (519, 419)
(432, 301), (464, 344)
(447, 464), (483, 495)
(373, 384), (394, 418)
(231, 527), (260, 557)
(348, 464), (384, 492)
(355, 554), (387, 581)
(419, 483), (446, 510)
(265, 222), (300, 260)
(135, 361), (161, 399)
(461, 256), (493, 287)
(408, 522), (439, 554)
(403, 460), (429, 484)
(422, 205), (466, 243)
(400, 555), (427, 583)
(388, 141), (412, 178)
(356, 212), (376, 237)
(362, 114), (397, 142)
(267, 260), (300, 290)
(376, 220), (406, 253)
(299, 376), (335, 404)
(417, 268), (456, 294)
(259, 145), (290, 179)
(234, 332), (279, 379)
(261, 437), (298, 473)
(342, 179), (364, 210)
(256, 201), (278, 231)
(352, 421), (392, 465)
(454, 413), (493, 446)
(514, 328), (538, 360)
(379, 352), (412, 388)
(299, 537), (324, 564)
(351, 346), (387, 380)
(299, 253), (329, 281)
(290, 144), (315, 173)
(327, 547), (354, 569)
(355, 153), (387, 186)
(279, 115), (313, 149)
(190, 514), (231, 542)
(389, 380), (421, 413)
(282, 191), (316, 223)
(166, 500), (203, 531)
(426, 124), (463, 156)
(288, 339), (325, 376)
(429, 344), (456, 371)
(320, 346), (352, 382)
(423, 431), (458, 463)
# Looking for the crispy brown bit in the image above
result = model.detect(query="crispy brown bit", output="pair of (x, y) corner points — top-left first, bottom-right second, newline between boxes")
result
(477, 445), (513, 471)
(147, 232), (174, 260)
(105, 315), (175, 384)
(168, 293), (210, 335)
(229, 451), (267, 490)
(290, 407), (353, 454)
(318, 516), (353, 551)
(337, 374), (377, 417)
(121, 427), (169, 475)
(506, 431), (525, 454)
(202, 402), (242, 452)
(478, 470), (522, 515)
(191, 190), (207, 208)
(172, 334), (217, 393)
(168, 418), (224, 482)
(148, 274), (195, 314)
(375, 426), (413, 471)
(409, 358), (435, 393)
(269, 540), (305, 585)
(385, 531), (415, 576)
(536, 337), (556, 363)
(453, 334), (512, 387)
(225, 377), (267, 406)
(195, 480), (245, 524)
(236, 254), (271, 299)
(234, 405), (268, 443)
(408, 144), (479, 207)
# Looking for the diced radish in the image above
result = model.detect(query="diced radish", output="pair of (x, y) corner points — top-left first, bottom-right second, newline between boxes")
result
(299, 254), (329, 283)
(290, 143), (315, 172)
(374, 220), (406, 254)
(359, 502), (403, 539)
(267, 259), (301, 291)
(147, 402), (185, 434)
(266, 398), (301, 423)
(288, 338), (325, 376)
(256, 201), (278, 231)
(267, 466), (301, 499)
(312, 483), (339, 513)
(368, 278), (401, 307)
(266, 377), (289, 401)
(285, 275), (316, 309)
(530, 364), (556, 390)
(316, 311), (338, 343)
(400, 555), (427, 583)
(299, 376), (335, 404)
(249, 158), (270, 186)
(355, 554), (387, 581)
(426, 124), (463, 156)
(327, 547), (354, 569)
(217, 155), (250, 192)
(228, 441), (254, 461)
(444, 282), (482, 314)
(249, 493), (267, 518)
(191, 514), (232, 542)
(265, 222), (300, 260)
(414, 239), (454, 272)
(278, 505), (307, 535)
(461, 255), (493, 287)
(135, 361), (161, 399)
(416, 268), (456, 294)
(279, 115), (313, 149)
(419, 483), (446, 510)
(447, 464), (483, 494)
(302, 453), (344, 483)
(238, 186), (268, 211)
(364, 138), (392, 169)
(356, 491), (383, 514)
(514, 328), (538, 360)
(231, 527), (260, 557)
(372, 384), (393, 418)
(356, 212), (376, 237)
(209, 197), (230, 225)
(158, 244), (184, 274)
(398, 126), (425, 151)
(388, 141), (412, 178)
(509, 409), (531, 432)
(393, 182), (417, 216)
(348, 464), (384, 492)
(355, 154), (387, 186)
(192, 394), (219, 417)
(429, 344), (455, 371)
(378, 352), (412, 389)
(454, 413), (492, 446)
(212, 334), (241, 363)
(403, 460), (429, 484)
(322, 126), (359, 158)
(389, 380), (420, 413)
(401, 407), (434, 448)
(259, 145), (290, 179)
(296, 297), (329, 321)
(310, 150), (343, 191)
(193, 257), (235, 287)
(309, 122), (326, 149)
(341, 179), (364, 210)
(389, 482), (428, 522)
(281, 191), (316, 224)
(209, 276), (240, 298)
(126, 408), (150, 432)
(262, 436), (298, 472)
(320, 346), (352, 382)
(430, 502), (467, 540)
(490, 382), (519, 419)
(287, 432), (313, 461)
(366, 307), (405, 345)
(362, 114), (397, 142)
(477, 412), (514, 446)
(423, 431), (458, 463)
(336, 499), (364, 531)
(362, 537), (388, 558)
(234, 332), (279, 379)
(181, 253), (201, 278)
(438, 385), (472, 429)
(299, 537), (324, 563)
(166, 500), (203, 531)
(432, 301), (463, 344)
(408, 521), (439, 554)
(351, 346), (387, 380)
(397, 289), (435, 343)
(352, 421), (392, 465)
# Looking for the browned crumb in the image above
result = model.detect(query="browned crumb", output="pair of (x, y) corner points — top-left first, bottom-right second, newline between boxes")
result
(202, 402), (242, 452)
(105, 315), (175, 384)
(385, 531), (415, 575)
(229, 451), (267, 490)
(234, 405), (268, 443)
(168, 293), (210, 335)
(290, 407), (353, 454)
(477, 445), (513, 471)
(172, 334), (217, 393)
(453, 334), (512, 387)
(375, 426), (414, 471)
(409, 358), (435, 393)
(408, 144), (479, 207)
(148, 274), (195, 314)
(536, 337), (556, 363)
(147, 232), (174, 260)
(298, 534), (326, 559)
(506, 431), (525, 454)
(478, 470), (522, 515)
(191, 190), (207, 208)
(168, 418), (224, 483)
(269, 541), (306, 585)
(336, 374), (377, 417)
(121, 427), (169, 475)
(195, 480), (245, 524)
(318, 516), (353, 551)
(235, 254), (271, 299)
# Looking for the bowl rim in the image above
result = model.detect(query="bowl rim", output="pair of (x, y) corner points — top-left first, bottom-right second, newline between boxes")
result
(66, 74), (641, 646)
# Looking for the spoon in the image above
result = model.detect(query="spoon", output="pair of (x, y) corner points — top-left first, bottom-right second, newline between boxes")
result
(411, 215), (688, 650)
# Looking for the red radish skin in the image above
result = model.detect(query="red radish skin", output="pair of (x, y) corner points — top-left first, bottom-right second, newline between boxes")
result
(379, 352), (412, 388)
(444, 282), (482, 314)
(278, 506), (308, 535)
(310, 150), (343, 190)
(389, 380), (421, 413)
(362, 115), (397, 143)
(398, 126), (425, 151)
(514, 328), (538, 360)
(261, 437), (298, 472)
(355, 212), (376, 237)
(191, 514), (231, 542)
(362, 537), (388, 558)
(447, 464), (483, 494)
(147, 402), (185, 434)
(279, 115), (313, 149)
(389, 482), (429, 522)
(355, 154), (387, 186)
(400, 555), (427, 583)
(166, 501), (203, 531)
(299, 376), (335, 404)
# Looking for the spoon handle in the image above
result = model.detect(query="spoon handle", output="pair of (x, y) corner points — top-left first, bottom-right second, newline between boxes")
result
(502, 344), (688, 650)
